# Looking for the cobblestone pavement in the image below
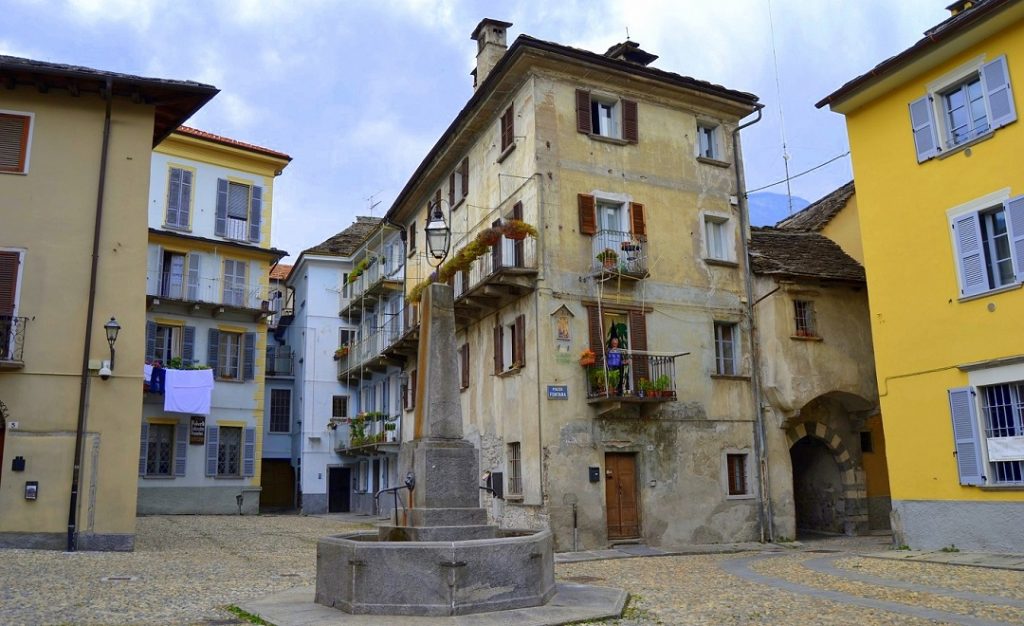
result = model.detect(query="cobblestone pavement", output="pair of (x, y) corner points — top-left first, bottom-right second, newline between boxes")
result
(3, 519), (1024, 626)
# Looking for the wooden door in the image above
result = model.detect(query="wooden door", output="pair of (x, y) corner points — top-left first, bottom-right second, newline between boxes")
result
(328, 467), (351, 513)
(605, 453), (639, 539)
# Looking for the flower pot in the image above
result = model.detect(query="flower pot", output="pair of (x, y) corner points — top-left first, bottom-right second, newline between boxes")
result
(579, 356), (595, 367)
(602, 258), (616, 270)
(504, 231), (528, 241)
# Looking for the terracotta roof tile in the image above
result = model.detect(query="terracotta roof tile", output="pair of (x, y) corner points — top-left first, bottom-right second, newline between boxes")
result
(269, 264), (292, 281)
(302, 217), (382, 258)
(776, 181), (855, 232)
(175, 126), (291, 161)
(749, 228), (865, 283)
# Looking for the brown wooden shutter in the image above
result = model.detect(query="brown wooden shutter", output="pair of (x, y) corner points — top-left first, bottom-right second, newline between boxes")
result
(630, 202), (646, 237)
(585, 305), (603, 356)
(0, 251), (19, 314)
(493, 325), (503, 374)
(491, 218), (503, 270)
(460, 158), (469, 197)
(460, 343), (470, 389)
(410, 370), (417, 409)
(449, 172), (456, 205)
(578, 194), (597, 235)
(514, 314), (526, 367)
(575, 89), (592, 134)
(512, 201), (524, 267)
(622, 99), (638, 143)
(501, 106), (514, 151)
(629, 309), (649, 383)
(0, 114), (29, 172)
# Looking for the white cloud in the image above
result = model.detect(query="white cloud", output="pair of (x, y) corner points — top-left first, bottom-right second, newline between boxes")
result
(64, 0), (154, 30)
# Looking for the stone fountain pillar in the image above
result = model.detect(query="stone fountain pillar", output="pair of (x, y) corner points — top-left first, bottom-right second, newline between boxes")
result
(381, 283), (495, 541)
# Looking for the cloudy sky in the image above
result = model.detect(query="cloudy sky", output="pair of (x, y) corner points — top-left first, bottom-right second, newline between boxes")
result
(3, 0), (944, 260)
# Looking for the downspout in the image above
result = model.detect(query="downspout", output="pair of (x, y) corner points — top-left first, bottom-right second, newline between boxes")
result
(68, 77), (114, 552)
(732, 104), (775, 543)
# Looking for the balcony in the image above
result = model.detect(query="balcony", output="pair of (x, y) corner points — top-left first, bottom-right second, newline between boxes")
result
(591, 230), (648, 280)
(0, 316), (27, 370)
(335, 413), (401, 455)
(584, 353), (680, 415)
(266, 347), (294, 377)
(336, 325), (404, 382)
(146, 270), (275, 320)
(340, 255), (404, 318)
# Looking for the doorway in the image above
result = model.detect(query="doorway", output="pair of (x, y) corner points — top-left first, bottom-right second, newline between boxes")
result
(328, 466), (351, 513)
(605, 452), (639, 540)
(791, 437), (844, 534)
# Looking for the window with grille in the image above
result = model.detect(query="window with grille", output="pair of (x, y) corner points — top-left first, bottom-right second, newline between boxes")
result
(713, 322), (738, 376)
(980, 383), (1024, 484)
(269, 388), (291, 433)
(507, 442), (523, 496)
(793, 300), (817, 337)
(726, 453), (748, 496)
(217, 426), (242, 476)
(146, 424), (174, 476)
(332, 395), (348, 418)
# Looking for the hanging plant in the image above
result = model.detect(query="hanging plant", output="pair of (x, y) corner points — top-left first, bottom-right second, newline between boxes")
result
(500, 219), (538, 241)
(477, 227), (503, 246)
(348, 257), (370, 283)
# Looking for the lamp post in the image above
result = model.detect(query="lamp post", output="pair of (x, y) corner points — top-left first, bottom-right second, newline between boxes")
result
(103, 317), (120, 369)
(424, 200), (451, 266)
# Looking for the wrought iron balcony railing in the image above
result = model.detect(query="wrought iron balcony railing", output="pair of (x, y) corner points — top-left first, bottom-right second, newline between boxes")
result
(591, 229), (648, 278)
(147, 269), (275, 312)
(583, 353), (678, 403)
(0, 316), (27, 366)
(335, 413), (401, 453)
(266, 347), (294, 377)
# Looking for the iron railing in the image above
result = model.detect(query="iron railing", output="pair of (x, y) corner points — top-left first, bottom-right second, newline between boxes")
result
(266, 347), (294, 376)
(0, 316), (27, 363)
(336, 413), (401, 452)
(583, 353), (678, 401)
(591, 229), (648, 276)
(147, 269), (274, 312)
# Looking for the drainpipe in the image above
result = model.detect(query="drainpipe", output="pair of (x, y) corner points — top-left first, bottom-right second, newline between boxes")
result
(732, 104), (775, 543)
(68, 77), (114, 552)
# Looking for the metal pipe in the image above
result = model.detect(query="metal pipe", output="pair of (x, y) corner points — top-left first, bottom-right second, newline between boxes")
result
(732, 104), (775, 543)
(68, 77), (114, 552)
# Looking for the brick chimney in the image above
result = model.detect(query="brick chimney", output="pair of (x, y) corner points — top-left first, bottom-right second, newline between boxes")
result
(471, 18), (512, 90)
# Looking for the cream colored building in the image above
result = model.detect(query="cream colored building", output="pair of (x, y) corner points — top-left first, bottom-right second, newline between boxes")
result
(0, 56), (215, 550)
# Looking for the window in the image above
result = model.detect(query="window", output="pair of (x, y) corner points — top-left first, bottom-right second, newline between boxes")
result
(500, 105), (515, 152)
(704, 216), (730, 261)
(697, 123), (719, 160)
(332, 395), (349, 418)
(980, 383), (1024, 484)
(0, 111), (32, 174)
(270, 389), (291, 433)
(494, 314), (526, 372)
(153, 324), (180, 364)
(507, 442), (523, 496)
(382, 457), (390, 489)
(713, 322), (738, 376)
(450, 160), (469, 206)
(793, 300), (817, 337)
(146, 423), (175, 476)
(408, 222), (416, 253)
(215, 178), (262, 242)
(460, 343), (470, 389)
(950, 196), (1024, 298)
(217, 331), (242, 380)
(357, 460), (368, 492)
(165, 167), (193, 229)
(341, 273), (350, 299)
(726, 453), (749, 496)
(909, 55), (1015, 162)
(405, 369), (417, 410)
(146, 322), (194, 366)
(218, 426), (242, 476)
(860, 431), (873, 453)
(222, 259), (247, 307)
(575, 90), (638, 142)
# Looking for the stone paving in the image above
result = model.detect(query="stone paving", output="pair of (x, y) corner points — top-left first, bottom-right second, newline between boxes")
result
(3, 516), (1024, 625)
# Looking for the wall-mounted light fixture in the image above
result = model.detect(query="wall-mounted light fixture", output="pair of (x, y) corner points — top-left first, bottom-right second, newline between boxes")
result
(103, 317), (121, 368)
(424, 200), (451, 265)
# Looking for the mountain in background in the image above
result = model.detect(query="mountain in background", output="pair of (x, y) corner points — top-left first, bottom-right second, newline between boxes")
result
(747, 192), (810, 227)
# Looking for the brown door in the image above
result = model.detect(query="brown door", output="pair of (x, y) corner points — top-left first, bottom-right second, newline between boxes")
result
(605, 452), (639, 539)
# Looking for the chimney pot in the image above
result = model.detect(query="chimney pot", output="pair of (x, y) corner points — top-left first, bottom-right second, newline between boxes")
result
(470, 18), (513, 90)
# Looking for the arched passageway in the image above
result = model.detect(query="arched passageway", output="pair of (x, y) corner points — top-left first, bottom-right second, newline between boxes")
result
(791, 436), (845, 534)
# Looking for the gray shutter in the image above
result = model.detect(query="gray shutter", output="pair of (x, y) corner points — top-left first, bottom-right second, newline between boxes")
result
(179, 169), (192, 227)
(187, 253), (201, 301)
(166, 168), (181, 226)
(243, 427), (256, 477)
(205, 425), (219, 476)
(145, 320), (156, 364)
(982, 55), (1016, 129)
(249, 186), (262, 242)
(215, 178), (228, 236)
(207, 329), (220, 372)
(948, 387), (985, 486)
(243, 332), (256, 381)
(139, 422), (149, 476)
(174, 422), (188, 476)
(951, 212), (987, 297)
(909, 95), (939, 162)
(1004, 195), (1024, 282)
(182, 325), (195, 366)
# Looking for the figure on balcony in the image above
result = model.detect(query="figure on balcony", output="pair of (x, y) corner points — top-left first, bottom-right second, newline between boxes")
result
(606, 336), (629, 396)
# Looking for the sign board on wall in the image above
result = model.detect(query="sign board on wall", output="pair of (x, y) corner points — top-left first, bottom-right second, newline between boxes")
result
(547, 385), (568, 400)
(190, 415), (206, 445)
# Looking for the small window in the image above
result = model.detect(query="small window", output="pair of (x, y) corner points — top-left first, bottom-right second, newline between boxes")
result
(217, 426), (242, 476)
(165, 167), (193, 229)
(153, 325), (181, 364)
(500, 105), (515, 151)
(408, 223), (417, 253)
(507, 442), (523, 496)
(496, 314), (526, 372)
(942, 76), (990, 146)
(222, 259), (248, 308)
(591, 97), (620, 138)
(860, 431), (873, 453)
(146, 423), (175, 476)
(950, 197), (1023, 298)
(726, 453), (749, 496)
(270, 389), (291, 433)
(0, 112), (32, 174)
(704, 216), (730, 261)
(793, 300), (817, 337)
(217, 331), (242, 380)
(332, 395), (348, 419)
(697, 123), (719, 160)
(713, 322), (738, 376)
(459, 343), (470, 389)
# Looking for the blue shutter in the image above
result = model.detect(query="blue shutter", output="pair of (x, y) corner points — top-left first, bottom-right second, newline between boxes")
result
(166, 168), (181, 226)
(174, 422), (188, 476)
(243, 332), (256, 381)
(187, 253), (201, 301)
(249, 186), (262, 243)
(207, 329), (220, 372)
(145, 320), (156, 364)
(948, 387), (985, 486)
(215, 178), (228, 236)
(909, 95), (939, 162)
(182, 326), (195, 366)
(951, 212), (987, 297)
(139, 422), (149, 476)
(206, 425), (219, 476)
(179, 169), (192, 227)
(1004, 195), (1024, 282)
(243, 427), (256, 477)
(982, 55), (1016, 129)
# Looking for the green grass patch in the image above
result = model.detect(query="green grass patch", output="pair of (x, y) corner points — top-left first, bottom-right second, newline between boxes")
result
(226, 605), (274, 625)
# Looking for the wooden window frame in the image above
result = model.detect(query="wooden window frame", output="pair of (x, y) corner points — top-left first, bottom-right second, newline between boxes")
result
(269, 388), (291, 433)
(725, 452), (751, 497)
(713, 321), (738, 376)
(0, 111), (33, 174)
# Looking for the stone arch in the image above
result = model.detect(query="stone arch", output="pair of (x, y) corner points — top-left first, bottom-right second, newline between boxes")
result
(786, 420), (868, 535)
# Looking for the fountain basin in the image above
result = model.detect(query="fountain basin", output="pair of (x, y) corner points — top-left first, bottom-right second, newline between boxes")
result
(315, 528), (555, 616)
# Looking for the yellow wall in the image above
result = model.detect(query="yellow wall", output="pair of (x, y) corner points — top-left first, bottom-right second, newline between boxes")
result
(843, 17), (1024, 503)
(820, 192), (864, 265)
(862, 414), (890, 498)
(0, 88), (153, 541)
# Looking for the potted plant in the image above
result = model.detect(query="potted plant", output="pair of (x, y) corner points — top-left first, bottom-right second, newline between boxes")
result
(653, 374), (672, 398)
(589, 368), (607, 396)
(478, 227), (503, 246)
(334, 345), (349, 360)
(607, 369), (621, 395)
(638, 377), (653, 398)
(579, 348), (596, 367)
(501, 219), (538, 241)
(596, 248), (618, 269)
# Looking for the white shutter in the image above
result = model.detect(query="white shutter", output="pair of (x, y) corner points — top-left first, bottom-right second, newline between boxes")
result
(981, 55), (1016, 129)
(948, 387), (985, 486)
(1003, 195), (1024, 282)
(909, 95), (939, 162)
(951, 212), (987, 297)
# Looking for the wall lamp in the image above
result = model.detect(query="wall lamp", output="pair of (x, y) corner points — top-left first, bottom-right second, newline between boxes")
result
(424, 200), (451, 265)
(99, 317), (121, 379)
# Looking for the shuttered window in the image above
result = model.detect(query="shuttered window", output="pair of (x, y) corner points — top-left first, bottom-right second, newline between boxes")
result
(227, 182), (250, 218)
(460, 343), (470, 389)
(223, 259), (247, 307)
(217, 331), (242, 380)
(950, 196), (1024, 298)
(145, 423), (175, 476)
(460, 157), (469, 198)
(500, 105), (514, 151)
(165, 167), (193, 229)
(0, 250), (20, 315)
(0, 112), (31, 173)
(217, 426), (242, 476)
(574, 89), (637, 142)
(578, 194), (597, 235)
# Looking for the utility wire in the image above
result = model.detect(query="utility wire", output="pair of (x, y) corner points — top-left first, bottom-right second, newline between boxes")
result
(766, 0), (794, 214)
(745, 151), (851, 195)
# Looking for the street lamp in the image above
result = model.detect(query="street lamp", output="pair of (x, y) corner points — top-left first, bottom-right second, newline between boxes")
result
(424, 201), (451, 265)
(103, 317), (121, 370)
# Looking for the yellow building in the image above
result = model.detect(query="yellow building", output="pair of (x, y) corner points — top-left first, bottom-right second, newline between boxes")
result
(0, 56), (215, 550)
(818, 0), (1024, 550)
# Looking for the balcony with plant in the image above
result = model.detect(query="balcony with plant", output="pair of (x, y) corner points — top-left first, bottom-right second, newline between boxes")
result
(583, 352), (679, 406)
(591, 230), (648, 278)
(335, 411), (401, 453)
